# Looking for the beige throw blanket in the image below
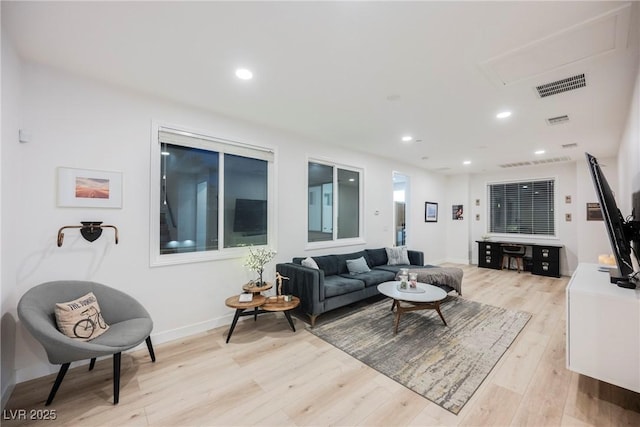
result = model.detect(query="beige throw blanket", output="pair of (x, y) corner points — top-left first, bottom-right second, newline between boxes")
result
(396, 267), (463, 295)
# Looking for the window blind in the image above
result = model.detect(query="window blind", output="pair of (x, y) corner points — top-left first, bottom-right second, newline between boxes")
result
(158, 129), (274, 162)
(488, 179), (555, 236)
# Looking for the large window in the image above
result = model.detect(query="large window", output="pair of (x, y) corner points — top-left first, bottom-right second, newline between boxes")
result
(308, 161), (362, 244)
(151, 126), (273, 265)
(488, 179), (555, 236)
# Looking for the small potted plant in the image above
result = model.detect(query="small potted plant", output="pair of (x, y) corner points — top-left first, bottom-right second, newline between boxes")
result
(244, 246), (276, 287)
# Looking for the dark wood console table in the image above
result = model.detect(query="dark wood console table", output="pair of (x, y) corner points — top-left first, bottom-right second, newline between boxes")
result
(476, 240), (563, 278)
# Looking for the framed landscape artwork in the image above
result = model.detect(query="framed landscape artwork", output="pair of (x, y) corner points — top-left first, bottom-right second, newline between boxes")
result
(425, 202), (438, 222)
(57, 167), (123, 208)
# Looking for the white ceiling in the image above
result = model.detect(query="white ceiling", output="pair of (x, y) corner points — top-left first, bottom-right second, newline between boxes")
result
(3, 1), (639, 174)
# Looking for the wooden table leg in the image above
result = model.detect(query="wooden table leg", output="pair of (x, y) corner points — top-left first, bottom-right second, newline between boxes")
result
(394, 302), (402, 335)
(226, 309), (243, 343)
(284, 311), (296, 332)
(434, 301), (447, 326)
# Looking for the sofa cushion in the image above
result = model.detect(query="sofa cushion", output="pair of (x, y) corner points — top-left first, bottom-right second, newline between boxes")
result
(335, 251), (369, 274)
(312, 255), (340, 276)
(386, 246), (410, 265)
(340, 269), (395, 287)
(366, 248), (388, 266)
(324, 276), (365, 298)
(301, 257), (319, 269)
(346, 256), (371, 275)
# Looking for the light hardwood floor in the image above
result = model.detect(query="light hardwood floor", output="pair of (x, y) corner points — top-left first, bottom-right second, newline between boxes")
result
(4, 265), (640, 426)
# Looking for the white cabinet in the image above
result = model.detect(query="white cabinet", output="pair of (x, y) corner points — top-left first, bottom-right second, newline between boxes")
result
(566, 263), (640, 392)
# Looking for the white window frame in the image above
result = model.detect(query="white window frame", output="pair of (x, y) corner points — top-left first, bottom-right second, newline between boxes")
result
(306, 157), (365, 249)
(486, 177), (559, 240)
(149, 121), (277, 266)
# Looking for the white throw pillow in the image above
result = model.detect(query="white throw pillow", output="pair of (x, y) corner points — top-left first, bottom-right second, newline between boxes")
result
(55, 292), (110, 341)
(301, 257), (319, 269)
(346, 256), (371, 275)
(386, 246), (410, 265)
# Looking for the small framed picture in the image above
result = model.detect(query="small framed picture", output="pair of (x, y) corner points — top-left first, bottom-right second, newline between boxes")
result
(57, 167), (123, 208)
(586, 202), (603, 221)
(452, 204), (463, 220)
(425, 202), (438, 222)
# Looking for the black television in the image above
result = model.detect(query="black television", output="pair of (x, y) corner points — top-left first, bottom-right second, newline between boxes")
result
(233, 198), (267, 234)
(585, 152), (640, 289)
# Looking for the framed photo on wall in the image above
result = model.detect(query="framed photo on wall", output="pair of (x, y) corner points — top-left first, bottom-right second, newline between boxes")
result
(425, 202), (438, 222)
(452, 204), (463, 220)
(57, 167), (123, 208)
(586, 202), (603, 221)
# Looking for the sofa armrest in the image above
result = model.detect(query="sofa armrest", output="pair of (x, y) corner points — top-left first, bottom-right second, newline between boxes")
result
(276, 263), (325, 316)
(408, 250), (424, 266)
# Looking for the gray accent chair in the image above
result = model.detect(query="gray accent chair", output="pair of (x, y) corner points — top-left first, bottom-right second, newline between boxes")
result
(17, 280), (155, 405)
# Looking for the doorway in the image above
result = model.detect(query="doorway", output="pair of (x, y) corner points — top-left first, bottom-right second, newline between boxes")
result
(393, 172), (409, 246)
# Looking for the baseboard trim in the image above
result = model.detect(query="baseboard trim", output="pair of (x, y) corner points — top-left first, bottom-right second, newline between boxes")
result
(1, 375), (15, 410)
(14, 312), (236, 385)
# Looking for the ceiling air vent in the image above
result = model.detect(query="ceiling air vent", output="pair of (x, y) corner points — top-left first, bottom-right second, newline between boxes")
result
(499, 161), (533, 168)
(531, 156), (571, 165)
(562, 143), (578, 149)
(535, 74), (586, 98)
(547, 115), (569, 125)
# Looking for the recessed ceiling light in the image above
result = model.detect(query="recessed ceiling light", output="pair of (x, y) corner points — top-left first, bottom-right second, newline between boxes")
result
(348, 178), (355, 182)
(535, 150), (546, 155)
(401, 136), (412, 142)
(235, 68), (253, 80)
(496, 111), (512, 119)
(463, 160), (471, 165)
(161, 151), (170, 156)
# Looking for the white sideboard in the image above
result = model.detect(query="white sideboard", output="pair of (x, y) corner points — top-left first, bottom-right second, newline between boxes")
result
(566, 263), (640, 392)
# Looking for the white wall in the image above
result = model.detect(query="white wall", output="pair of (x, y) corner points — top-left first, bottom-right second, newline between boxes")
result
(1, 22), (23, 408)
(468, 162), (579, 276)
(444, 174), (470, 264)
(0, 53), (450, 393)
(618, 57), (640, 212)
(618, 3), (640, 210)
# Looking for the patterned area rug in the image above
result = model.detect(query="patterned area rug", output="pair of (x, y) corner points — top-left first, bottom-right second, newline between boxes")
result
(308, 296), (531, 414)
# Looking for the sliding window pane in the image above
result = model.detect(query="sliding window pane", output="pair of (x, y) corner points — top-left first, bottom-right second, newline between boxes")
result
(308, 163), (333, 242)
(160, 143), (219, 254)
(337, 168), (359, 239)
(224, 154), (268, 248)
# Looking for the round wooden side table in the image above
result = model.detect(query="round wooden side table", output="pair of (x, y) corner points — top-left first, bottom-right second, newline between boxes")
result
(261, 296), (301, 332)
(242, 281), (272, 294)
(224, 294), (266, 343)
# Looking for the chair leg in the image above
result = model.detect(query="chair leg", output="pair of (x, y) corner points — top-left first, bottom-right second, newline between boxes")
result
(113, 353), (121, 405)
(46, 362), (70, 406)
(145, 336), (156, 362)
(89, 358), (96, 371)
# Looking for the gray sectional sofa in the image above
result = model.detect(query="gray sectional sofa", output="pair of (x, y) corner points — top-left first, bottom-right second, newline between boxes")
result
(276, 248), (426, 327)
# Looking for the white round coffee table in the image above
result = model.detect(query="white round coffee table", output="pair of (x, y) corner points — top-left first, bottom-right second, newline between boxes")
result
(377, 281), (448, 334)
